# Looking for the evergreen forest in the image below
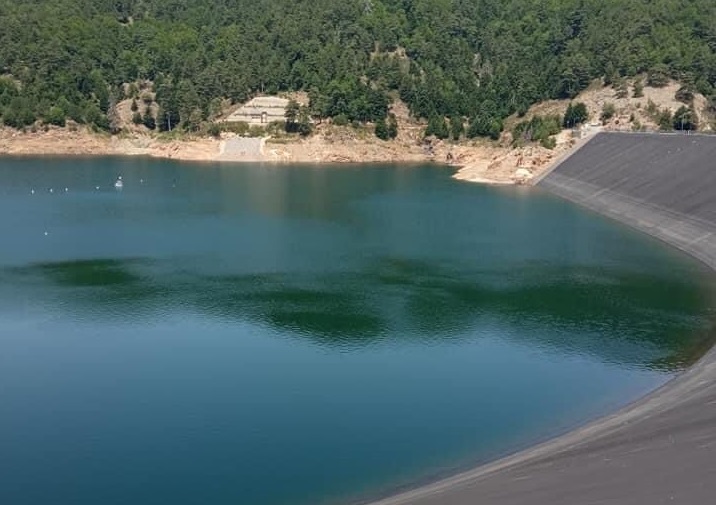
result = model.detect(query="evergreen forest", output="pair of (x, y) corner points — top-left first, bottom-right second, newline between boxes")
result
(0, 0), (714, 136)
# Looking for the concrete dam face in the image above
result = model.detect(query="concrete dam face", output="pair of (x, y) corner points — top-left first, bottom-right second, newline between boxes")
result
(369, 132), (716, 505)
(538, 132), (716, 268)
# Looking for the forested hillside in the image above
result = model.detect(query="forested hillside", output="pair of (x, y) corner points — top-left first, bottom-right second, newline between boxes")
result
(0, 0), (714, 136)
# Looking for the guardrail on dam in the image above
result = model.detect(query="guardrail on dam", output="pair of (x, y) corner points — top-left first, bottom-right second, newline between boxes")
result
(368, 131), (716, 505)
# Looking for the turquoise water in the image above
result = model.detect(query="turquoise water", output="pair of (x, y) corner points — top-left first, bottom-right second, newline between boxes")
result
(0, 158), (714, 505)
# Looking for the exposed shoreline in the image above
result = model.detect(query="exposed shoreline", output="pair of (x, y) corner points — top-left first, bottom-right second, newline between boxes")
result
(0, 126), (584, 186)
(3, 80), (704, 188)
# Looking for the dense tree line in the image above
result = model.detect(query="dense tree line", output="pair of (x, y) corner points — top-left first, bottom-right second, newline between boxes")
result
(0, 0), (715, 137)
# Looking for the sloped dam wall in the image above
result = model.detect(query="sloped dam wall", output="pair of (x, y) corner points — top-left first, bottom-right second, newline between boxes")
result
(369, 132), (716, 505)
(538, 132), (716, 268)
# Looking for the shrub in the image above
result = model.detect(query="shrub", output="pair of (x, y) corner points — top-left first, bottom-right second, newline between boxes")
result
(127, 83), (139, 99)
(386, 113), (398, 139)
(614, 78), (628, 99)
(633, 80), (644, 98)
(222, 121), (250, 135)
(297, 120), (312, 136)
(142, 112), (156, 130)
(647, 64), (670, 87)
(373, 115), (398, 140)
(424, 115), (449, 139)
(563, 102), (588, 127)
(207, 122), (221, 138)
(185, 108), (203, 132)
(675, 85), (694, 104)
(375, 118), (389, 140)
(673, 106), (697, 130)
(467, 114), (503, 140)
(85, 103), (109, 130)
(332, 114), (349, 126)
(657, 109), (673, 130)
(449, 115), (464, 140)
(45, 106), (66, 127)
(512, 114), (561, 145)
(600, 103), (616, 123)
(266, 121), (286, 136)
(540, 136), (557, 149)
(248, 125), (266, 137)
(284, 99), (299, 124)
(284, 105), (313, 136)
(707, 95), (716, 114)
(3, 97), (36, 128)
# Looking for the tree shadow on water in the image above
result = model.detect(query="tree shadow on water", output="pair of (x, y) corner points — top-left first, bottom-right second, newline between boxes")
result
(5, 256), (715, 369)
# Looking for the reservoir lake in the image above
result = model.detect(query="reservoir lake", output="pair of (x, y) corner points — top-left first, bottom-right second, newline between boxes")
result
(0, 157), (714, 505)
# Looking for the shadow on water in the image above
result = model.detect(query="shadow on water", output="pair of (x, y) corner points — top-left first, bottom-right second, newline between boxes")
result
(195, 274), (386, 343)
(7, 258), (171, 319)
(33, 258), (144, 286)
(5, 256), (715, 370)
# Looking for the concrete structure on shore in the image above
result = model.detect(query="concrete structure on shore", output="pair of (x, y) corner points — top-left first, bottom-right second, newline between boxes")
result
(224, 96), (289, 125)
(218, 136), (264, 161)
(368, 132), (716, 505)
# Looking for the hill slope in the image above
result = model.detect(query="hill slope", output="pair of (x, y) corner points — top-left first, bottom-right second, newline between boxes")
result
(1, 0), (715, 133)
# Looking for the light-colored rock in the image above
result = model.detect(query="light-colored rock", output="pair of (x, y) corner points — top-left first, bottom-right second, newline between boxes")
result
(513, 168), (533, 184)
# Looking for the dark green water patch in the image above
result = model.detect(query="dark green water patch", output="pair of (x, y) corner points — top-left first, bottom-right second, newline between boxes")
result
(0, 158), (715, 505)
(7, 256), (713, 370)
(35, 258), (143, 286)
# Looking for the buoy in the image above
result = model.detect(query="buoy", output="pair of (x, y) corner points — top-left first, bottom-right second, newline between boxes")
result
(44, 231), (48, 236)
(49, 188), (53, 193)
(30, 189), (35, 195)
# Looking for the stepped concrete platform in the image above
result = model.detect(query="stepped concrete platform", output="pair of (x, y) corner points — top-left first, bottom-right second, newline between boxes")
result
(367, 132), (716, 505)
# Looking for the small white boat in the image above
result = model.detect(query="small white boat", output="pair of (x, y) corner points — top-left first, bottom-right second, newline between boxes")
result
(114, 176), (124, 189)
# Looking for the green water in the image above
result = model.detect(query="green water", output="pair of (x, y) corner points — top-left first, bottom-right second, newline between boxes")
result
(0, 158), (714, 505)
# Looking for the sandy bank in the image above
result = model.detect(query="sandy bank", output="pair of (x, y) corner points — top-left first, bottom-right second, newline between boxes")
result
(0, 126), (579, 186)
(4, 79), (708, 187)
(0, 127), (427, 162)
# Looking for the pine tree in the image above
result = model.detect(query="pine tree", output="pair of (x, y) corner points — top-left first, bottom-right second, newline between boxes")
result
(673, 106), (697, 130)
(425, 115), (449, 139)
(449, 115), (464, 140)
(563, 102), (588, 128)
(375, 117), (389, 140)
(386, 113), (398, 139)
(142, 112), (156, 130)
